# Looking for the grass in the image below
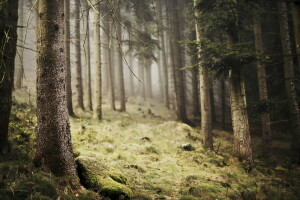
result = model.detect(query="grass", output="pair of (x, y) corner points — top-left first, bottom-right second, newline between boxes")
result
(1, 90), (300, 199)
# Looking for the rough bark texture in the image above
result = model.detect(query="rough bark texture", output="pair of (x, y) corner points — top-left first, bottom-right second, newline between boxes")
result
(229, 66), (253, 167)
(35, 0), (76, 176)
(64, 0), (74, 116)
(84, 0), (93, 111)
(253, 17), (272, 157)
(75, 0), (84, 110)
(15, 0), (24, 89)
(157, 0), (169, 108)
(93, 1), (102, 120)
(116, 5), (126, 112)
(168, 0), (189, 123)
(0, 0), (18, 155)
(278, 2), (300, 163)
(291, 2), (300, 69)
(194, 0), (213, 150)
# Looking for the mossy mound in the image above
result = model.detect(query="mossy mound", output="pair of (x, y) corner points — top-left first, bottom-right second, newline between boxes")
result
(76, 156), (133, 199)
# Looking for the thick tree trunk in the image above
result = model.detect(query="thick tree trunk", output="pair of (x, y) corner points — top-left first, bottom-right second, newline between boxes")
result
(75, 0), (84, 110)
(116, 5), (126, 112)
(291, 2), (300, 69)
(145, 61), (153, 99)
(194, 0), (213, 150)
(278, 2), (300, 163)
(93, 1), (102, 120)
(34, 0), (76, 176)
(168, 0), (189, 123)
(0, 0), (18, 155)
(15, 0), (24, 89)
(84, 0), (93, 111)
(229, 66), (253, 167)
(158, 0), (170, 109)
(138, 58), (146, 99)
(64, 0), (75, 116)
(254, 16), (272, 157)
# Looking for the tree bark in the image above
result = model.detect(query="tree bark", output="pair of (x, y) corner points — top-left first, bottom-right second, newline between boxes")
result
(15, 0), (24, 89)
(93, 0), (102, 120)
(220, 78), (226, 130)
(116, 4), (126, 112)
(253, 15), (272, 157)
(278, 2), (300, 163)
(157, 0), (169, 108)
(74, 0), (84, 110)
(291, 2), (300, 69)
(168, 0), (189, 123)
(34, 0), (76, 176)
(138, 58), (146, 99)
(84, 0), (93, 111)
(64, 0), (75, 116)
(194, 0), (213, 150)
(145, 61), (153, 99)
(128, 29), (135, 96)
(0, 0), (18, 155)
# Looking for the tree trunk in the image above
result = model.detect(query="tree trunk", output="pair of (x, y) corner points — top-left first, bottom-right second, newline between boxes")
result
(194, 0), (213, 150)
(84, 0), (93, 111)
(115, 5), (126, 112)
(157, 0), (169, 108)
(93, 0), (102, 120)
(253, 16), (272, 157)
(220, 78), (226, 130)
(291, 2), (300, 69)
(138, 58), (146, 100)
(75, 0), (84, 110)
(229, 66), (253, 167)
(64, 0), (75, 116)
(15, 0), (24, 89)
(34, 0), (76, 176)
(191, 68), (200, 118)
(128, 30), (135, 96)
(145, 61), (153, 99)
(278, 2), (300, 163)
(0, 0), (18, 155)
(168, 0), (189, 123)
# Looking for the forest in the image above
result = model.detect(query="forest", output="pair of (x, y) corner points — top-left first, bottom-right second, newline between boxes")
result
(0, 0), (300, 199)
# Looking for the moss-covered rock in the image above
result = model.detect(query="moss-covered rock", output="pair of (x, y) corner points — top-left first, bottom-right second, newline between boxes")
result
(76, 156), (133, 199)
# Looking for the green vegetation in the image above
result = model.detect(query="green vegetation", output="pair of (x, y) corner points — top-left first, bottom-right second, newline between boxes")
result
(1, 92), (300, 199)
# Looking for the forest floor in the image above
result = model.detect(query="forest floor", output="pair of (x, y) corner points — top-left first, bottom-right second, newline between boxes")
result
(0, 90), (300, 200)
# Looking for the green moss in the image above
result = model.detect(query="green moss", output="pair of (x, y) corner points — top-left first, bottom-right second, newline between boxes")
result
(179, 195), (202, 200)
(76, 156), (133, 199)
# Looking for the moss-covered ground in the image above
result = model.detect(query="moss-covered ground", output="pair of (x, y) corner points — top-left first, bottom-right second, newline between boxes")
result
(1, 90), (300, 199)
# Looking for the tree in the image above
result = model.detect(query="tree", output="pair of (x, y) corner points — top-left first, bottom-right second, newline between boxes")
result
(278, 2), (300, 163)
(253, 11), (272, 156)
(83, 0), (93, 111)
(34, 0), (76, 175)
(0, 0), (18, 155)
(291, 1), (300, 69)
(167, 0), (189, 124)
(194, 0), (213, 150)
(116, 1), (126, 112)
(75, 0), (84, 110)
(15, 0), (24, 89)
(93, 0), (102, 120)
(64, 0), (75, 116)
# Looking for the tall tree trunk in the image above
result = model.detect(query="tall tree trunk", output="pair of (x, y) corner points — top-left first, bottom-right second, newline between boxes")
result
(34, 0), (76, 176)
(145, 61), (153, 99)
(138, 58), (146, 100)
(84, 0), (93, 111)
(168, 0), (189, 123)
(194, 0), (213, 150)
(278, 2), (300, 163)
(191, 68), (200, 118)
(116, 5), (126, 112)
(15, 0), (24, 89)
(128, 29), (134, 96)
(93, 0), (102, 120)
(0, 0), (18, 155)
(157, 0), (170, 108)
(253, 16), (272, 157)
(220, 78), (226, 130)
(103, 8), (116, 111)
(75, 0), (84, 110)
(64, 0), (75, 116)
(291, 2), (300, 69)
